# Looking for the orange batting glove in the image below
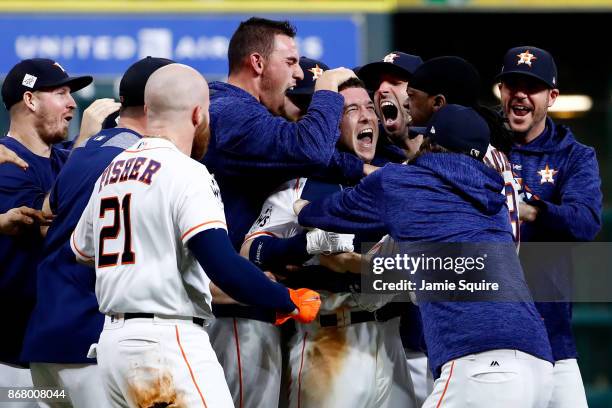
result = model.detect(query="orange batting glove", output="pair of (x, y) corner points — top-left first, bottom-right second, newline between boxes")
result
(275, 288), (321, 325)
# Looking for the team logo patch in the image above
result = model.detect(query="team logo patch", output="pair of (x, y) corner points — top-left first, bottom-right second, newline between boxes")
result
(383, 53), (399, 63)
(429, 126), (436, 134)
(22, 74), (37, 88)
(537, 164), (558, 184)
(308, 64), (324, 80)
(516, 50), (537, 67)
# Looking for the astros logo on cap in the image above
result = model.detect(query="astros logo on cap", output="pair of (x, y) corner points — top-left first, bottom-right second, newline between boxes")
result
(516, 50), (537, 67)
(53, 61), (66, 72)
(309, 64), (324, 80)
(383, 53), (399, 63)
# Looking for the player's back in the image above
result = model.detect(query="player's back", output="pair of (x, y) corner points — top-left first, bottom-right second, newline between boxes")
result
(77, 137), (225, 320)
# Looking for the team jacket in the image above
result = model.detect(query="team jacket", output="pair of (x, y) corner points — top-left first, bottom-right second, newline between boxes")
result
(0, 136), (69, 366)
(21, 128), (141, 363)
(298, 153), (553, 378)
(204, 81), (346, 249)
(509, 117), (602, 361)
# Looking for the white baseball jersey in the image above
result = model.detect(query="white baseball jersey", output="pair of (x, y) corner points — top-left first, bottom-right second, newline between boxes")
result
(71, 137), (226, 319)
(245, 177), (308, 243)
(245, 177), (359, 312)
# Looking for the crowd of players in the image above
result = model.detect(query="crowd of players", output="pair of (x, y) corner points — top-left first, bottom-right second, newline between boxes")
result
(0, 16), (602, 408)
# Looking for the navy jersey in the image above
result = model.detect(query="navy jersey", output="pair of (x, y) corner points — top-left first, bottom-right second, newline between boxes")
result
(21, 128), (141, 364)
(0, 136), (69, 366)
(298, 153), (553, 377)
(510, 118), (602, 361)
(203, 81), (344, 249)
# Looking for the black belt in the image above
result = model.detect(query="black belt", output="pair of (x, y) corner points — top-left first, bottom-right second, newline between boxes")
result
(319, 304), (402, 328)
(211, 304), (276, 324)
(124, 313), (205, 327)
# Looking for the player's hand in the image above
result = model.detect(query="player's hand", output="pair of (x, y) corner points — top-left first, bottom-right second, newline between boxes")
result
(306, 229), (354, 255)
(519, 202), (539, 222)
(77, 98), (121, 144)
(0, 206), (53, 235)
(275, 288), (321, 325)
(0, 145), (28, 170)
(314, 67), (358, 93)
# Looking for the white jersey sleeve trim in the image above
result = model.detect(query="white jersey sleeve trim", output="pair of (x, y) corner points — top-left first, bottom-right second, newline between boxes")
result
(181, 220), (227, 243)
(70, 231), (94, 262)
(243, 230), (279, 243)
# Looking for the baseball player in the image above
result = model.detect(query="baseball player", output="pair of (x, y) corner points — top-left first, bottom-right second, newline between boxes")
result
(242, 77), (417, 408)
(206, 56), (346, 408)
(497, 46), (602, 408)
(204, 18), (359, 408)
(20, 57), (172, 408)
(71, 64), (321, 408)
(358, 51), (435, 405)
(0, 59), (91, 404)
(296, 104), (555, 408)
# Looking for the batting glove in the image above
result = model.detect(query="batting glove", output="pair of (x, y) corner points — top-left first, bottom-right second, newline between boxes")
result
(275, 288), (321, 325)
(306, 229), (354, 255)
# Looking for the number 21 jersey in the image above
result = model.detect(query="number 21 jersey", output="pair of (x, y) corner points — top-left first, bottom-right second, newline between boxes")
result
(71, 137), (226, 319)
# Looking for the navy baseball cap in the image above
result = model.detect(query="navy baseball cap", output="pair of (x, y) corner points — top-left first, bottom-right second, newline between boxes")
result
(495, 46), (558, 89)
(120, 56), (175, 107)
(425, 104), (489, 161)
(358, 51), (423, 91)
(409, 56), (481, 107)
(2, 58), (93, 110)
(286, 57), (330, 97)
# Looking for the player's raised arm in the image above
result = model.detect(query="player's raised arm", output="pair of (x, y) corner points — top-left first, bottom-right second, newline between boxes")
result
(207, 18), (360, 177)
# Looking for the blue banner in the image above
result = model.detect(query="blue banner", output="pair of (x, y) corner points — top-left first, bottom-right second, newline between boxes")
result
(0, 14), (361, 77)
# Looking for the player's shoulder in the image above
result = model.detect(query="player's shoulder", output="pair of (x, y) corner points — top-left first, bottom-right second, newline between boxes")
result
(0, 136), (32, 159)
(209, 82), (265, 117)
(82, 128), (142, 151)
(0, 139), (39, 182)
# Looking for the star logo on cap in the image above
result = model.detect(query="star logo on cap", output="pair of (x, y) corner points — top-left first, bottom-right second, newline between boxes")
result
(53, 62), (66, 72)
(537, 164), (558, 184)
(516, 50), (537, 67)
(383, 53), (399, 63)
(308, 64), (324, 80)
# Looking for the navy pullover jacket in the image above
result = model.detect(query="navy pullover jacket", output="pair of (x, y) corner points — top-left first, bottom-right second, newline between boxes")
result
(299, 153), (553, 377)
(204, 81), (346, 249)
(510, 117), (602, 361)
